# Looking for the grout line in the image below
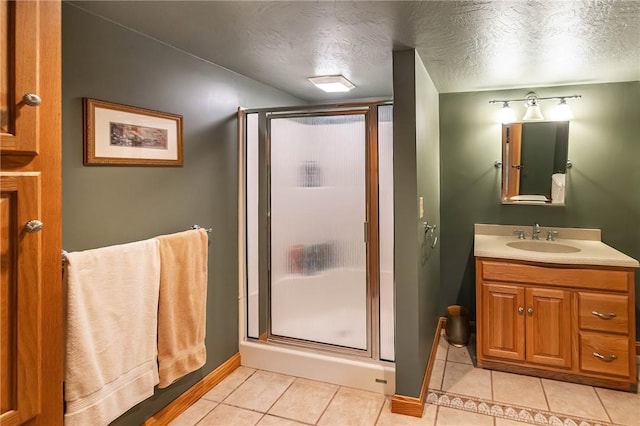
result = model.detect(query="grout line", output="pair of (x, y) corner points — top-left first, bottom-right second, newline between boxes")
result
(191, 400), (218, 426)
(315, 384), (341, 425)
(433, 405), (440, 425)
(592, 386), (614, 424)
(540, 377), (551, 415)
(490, 370), (495, 402)
(262, 374), (296, 416)
(372, 395), (386, 425)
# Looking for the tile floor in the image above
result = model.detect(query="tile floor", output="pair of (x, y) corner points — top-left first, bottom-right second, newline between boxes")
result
(170, 334), (640, 426)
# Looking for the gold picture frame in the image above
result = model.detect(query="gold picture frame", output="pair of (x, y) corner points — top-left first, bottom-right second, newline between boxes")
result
(83, 98), (183, 166)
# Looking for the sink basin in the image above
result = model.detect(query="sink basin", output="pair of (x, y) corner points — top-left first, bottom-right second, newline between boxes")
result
(507, 240), (582, 253)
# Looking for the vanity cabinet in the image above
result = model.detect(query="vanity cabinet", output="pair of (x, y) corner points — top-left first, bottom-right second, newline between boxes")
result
(482, 284), (571, 368)
(476, 258), (637, 392)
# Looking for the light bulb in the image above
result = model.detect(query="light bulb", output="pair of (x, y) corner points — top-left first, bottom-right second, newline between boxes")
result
(497, 102), (516, 124)
(552, 98), (574, 120)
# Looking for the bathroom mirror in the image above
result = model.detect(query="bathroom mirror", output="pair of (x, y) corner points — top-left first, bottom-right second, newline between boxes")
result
(501, 121), (569, 205)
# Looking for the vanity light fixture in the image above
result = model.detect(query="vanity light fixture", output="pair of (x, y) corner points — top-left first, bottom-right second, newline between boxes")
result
(489, 92), (581, 123)
(497, 101), (517, 124)
(308, 75), (355, 93)
(551, 98), (574, 121)
(522, 93), (545, 121)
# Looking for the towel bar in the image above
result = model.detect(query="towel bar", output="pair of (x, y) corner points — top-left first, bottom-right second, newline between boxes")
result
(191, 224), (212, 233)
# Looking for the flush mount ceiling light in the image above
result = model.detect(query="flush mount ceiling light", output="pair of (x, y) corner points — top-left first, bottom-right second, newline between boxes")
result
(308, 75), (355, 93)
(489, 92), (581, 123)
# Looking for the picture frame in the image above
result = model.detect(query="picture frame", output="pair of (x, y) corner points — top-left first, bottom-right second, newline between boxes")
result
(83, 98), (183, 166)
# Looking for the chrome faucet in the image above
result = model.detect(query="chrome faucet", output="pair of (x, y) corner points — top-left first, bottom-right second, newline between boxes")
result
(513, 228), (525, 239)
(532, 223), (541, 240)
(547, 230), (559, 241)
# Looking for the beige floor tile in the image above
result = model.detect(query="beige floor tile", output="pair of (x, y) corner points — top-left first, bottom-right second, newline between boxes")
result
(435, 406), (493, 426)
(318, 386), (385, 426)
(446, 345), (474, 365)
(169, 399), (217, 426)
(376, 399), (437, 425)
(257, 414), (308, 426)
(435, 336), (449, 361)
(595, 387), (640, 426)
(198, 404), (263, 426)
(494, 418), (533, 426)
(202, 366), (256, 402)
(268, 378), (338, 424)
(441, 362), (492, 400)
(492, 370), (548, 411)
(428, 359), (446, 390)
(541, 379), (609, 421)
(224, 370), (295, 412)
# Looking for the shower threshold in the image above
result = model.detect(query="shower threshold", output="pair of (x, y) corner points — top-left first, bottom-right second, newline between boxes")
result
(239, 339), (395, 395)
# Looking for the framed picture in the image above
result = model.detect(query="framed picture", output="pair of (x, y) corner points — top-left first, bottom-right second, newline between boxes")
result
(83, 98), (183, 166)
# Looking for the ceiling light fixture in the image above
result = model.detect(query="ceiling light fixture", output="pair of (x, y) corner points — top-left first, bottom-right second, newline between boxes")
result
(489, 92), (581, 123)
(308, 75), (355, 93)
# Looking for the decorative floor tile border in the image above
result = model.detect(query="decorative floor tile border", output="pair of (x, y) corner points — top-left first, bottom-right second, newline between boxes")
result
(426, 389), (615, 426)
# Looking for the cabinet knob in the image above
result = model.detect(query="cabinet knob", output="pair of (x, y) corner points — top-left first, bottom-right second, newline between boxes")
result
(518, 306), (524, 314)
(592, 352), (618, 362)
(22, 93), (42, 107)
(25, 220), (44, 233)
(591, 310), (617, 320)
(527, 307), (534, 315)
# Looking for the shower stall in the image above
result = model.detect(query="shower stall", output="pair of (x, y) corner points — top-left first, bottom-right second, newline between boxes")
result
(239, 102), (394, 393)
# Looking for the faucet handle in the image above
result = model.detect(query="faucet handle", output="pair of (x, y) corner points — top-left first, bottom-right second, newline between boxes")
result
(546, 230), (559, 241)
(513, 228), (525, 239)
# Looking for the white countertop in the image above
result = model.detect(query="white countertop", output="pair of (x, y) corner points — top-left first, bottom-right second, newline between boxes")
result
(474, 224), (639, 268)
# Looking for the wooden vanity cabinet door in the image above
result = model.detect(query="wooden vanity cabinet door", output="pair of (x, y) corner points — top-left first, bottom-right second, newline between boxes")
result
(525, 288), (572, 368)
(482, 283), (525, 361)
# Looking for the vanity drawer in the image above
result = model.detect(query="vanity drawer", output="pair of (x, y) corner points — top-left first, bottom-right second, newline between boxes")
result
(579, 332), (629, 377)
(578, 292), (628, 334)
(480, 261), (628, 291)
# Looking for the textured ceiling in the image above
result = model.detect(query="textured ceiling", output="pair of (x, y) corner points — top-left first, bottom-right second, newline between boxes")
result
(69, 1), (640, 102)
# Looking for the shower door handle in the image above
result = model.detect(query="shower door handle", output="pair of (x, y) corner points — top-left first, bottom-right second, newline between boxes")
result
(364, 221), (368, 243)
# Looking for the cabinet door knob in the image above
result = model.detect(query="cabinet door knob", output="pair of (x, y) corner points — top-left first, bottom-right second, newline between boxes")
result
(23, 93), (42, 106)
(591, 310), (617, 320)
(527, 307), (534, 315)
(592, 352), (618, 362)
(518, 306), (524, 314)
(25, 220), (44, 233)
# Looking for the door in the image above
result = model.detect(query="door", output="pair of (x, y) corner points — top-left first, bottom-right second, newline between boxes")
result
(525, 287), (572, 368)
(268, 111), (371, 353)
(0, 1), (62, 424)
(482, 283), (525, 361)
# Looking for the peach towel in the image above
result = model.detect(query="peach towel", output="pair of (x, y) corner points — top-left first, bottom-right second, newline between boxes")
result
(157, 229), (209, 388)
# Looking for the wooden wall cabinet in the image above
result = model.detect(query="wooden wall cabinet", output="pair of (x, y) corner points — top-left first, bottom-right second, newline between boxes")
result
(476, 258), (637, 392)
(1, 1), (62, 424)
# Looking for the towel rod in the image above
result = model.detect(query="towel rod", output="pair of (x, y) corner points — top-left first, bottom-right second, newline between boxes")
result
(191, 224), (212, 233)
(62, 225), (212, 268)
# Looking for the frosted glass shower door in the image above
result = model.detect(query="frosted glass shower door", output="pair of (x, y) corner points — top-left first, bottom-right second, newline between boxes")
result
(269, 114), (368, 350)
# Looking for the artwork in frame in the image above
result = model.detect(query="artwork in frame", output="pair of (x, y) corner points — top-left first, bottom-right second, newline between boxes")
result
(83, 98), (183, 166)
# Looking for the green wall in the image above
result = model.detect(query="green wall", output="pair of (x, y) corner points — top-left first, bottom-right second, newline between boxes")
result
(393, 50), (441, 398)
(62, 4), (300, 424)
(439, 81), (640, 339)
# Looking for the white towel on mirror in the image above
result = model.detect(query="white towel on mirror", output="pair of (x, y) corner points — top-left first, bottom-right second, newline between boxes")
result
(64, 239), (160, 426)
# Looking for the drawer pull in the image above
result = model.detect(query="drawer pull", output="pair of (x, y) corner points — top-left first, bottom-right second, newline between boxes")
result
(592, 352), (618, 362)
(591, 310), (617, 320)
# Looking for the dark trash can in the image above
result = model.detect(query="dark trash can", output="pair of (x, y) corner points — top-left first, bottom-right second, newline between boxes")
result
(445, 305), (470, 347)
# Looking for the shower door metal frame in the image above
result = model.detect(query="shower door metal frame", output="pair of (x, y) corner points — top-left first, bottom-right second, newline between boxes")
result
(247, 102), (385, 359)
